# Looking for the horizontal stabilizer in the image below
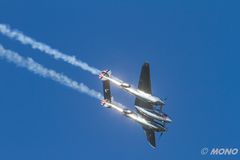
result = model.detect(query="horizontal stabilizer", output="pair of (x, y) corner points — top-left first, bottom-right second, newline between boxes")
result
(103, 80), (111, 102)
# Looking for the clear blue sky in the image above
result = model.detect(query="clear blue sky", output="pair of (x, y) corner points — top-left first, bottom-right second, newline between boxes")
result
(0, 0), (239, 159)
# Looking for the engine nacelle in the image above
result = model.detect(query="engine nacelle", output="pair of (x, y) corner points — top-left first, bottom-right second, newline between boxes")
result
(123, 109), (132, 114)
(120, 83), (131, 88)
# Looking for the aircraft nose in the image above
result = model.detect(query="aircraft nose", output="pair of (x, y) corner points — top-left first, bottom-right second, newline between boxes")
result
(160, 100), (165, 106)
(166, 117), (172, 123)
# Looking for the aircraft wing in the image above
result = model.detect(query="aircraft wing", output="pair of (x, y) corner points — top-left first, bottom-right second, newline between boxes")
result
(135, 62), (153, 110)
(138, 111), (156, 148)
(144, 127), (156, 148)
(135, 63), (156, 148)
(138, 62), (152, 94)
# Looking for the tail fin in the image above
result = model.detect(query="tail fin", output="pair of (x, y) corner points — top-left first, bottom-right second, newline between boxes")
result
(99, 70), (111, 80)
(103, 80), (111, 102)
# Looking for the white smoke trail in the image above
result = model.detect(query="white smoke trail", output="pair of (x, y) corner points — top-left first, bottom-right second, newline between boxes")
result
(0, 24), (101, 75)
(0, 44), (103, 100)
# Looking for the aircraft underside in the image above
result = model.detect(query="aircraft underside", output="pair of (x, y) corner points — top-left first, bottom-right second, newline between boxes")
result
(99, 63), (171, 148)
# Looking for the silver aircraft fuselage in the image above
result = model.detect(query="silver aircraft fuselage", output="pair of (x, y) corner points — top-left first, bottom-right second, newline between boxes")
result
(101, 100), (166, 132)
(101, 75), (165, 106)
(135, 106), (172, 123)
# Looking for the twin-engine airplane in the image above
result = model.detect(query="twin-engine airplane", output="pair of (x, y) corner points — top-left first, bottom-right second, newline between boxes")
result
(99, 63), (171, 148)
